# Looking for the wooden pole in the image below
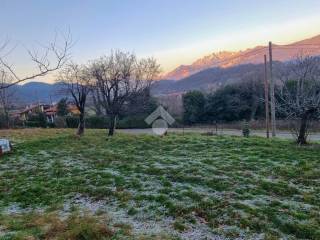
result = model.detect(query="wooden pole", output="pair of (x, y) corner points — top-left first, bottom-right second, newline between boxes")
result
(269, 41), (276, 137)
(264, 55), (270, 138)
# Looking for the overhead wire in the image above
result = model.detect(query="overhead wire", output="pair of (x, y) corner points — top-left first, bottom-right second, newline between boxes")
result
(208, 43), (320, 66)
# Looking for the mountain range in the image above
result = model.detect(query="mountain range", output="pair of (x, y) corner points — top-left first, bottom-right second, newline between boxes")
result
(11, 34), (320, 103)
(11, 82), (64, 106)
(163, 34), (320, 80)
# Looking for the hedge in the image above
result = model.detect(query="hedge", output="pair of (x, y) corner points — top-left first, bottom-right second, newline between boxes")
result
(64, 115), (149, 129)
(18, 115), (151, 129)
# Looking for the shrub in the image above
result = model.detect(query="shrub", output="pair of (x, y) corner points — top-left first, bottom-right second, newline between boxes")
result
(47, 122), (55, 128)
(0, 114), (8, 128)
(38, 112), (48, 128)
(52, 115), (151, 129)
(12, 117), (24, 128)
(54, 116), (67, 128)
(242, 120), (250, 137)
(25, 113), (47, 128)
(65, 116), (79, 128)
(25, 121), (41, 128)
(182, 91), (206, 124)
(57, 98), (69, 116)
(86, 116), (108, 129)
(117, 116), (149, 129)
(63, 116), (108, 129)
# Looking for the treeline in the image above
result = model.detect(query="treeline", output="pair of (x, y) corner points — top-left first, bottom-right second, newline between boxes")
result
(13, 114), (153, 129)
(182, 78), (265, 124)
(182, 55), (320, 145)
(62, 92), (157, 129)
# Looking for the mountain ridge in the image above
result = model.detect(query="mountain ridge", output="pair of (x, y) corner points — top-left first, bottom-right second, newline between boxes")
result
(12, 82), (64, 105)
(163, 34), (320, 80)
(12, 34), (320, 103)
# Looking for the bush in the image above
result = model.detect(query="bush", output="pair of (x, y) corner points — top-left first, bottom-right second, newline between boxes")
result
(182, 91), (206, 124)
(54, 116), (67, 128)
(47, 122), (55, 128)
(117, 116), (149, 129)
(50, 115), (152, 129)
(86, 116), (108, 129)
(25, 121), (41, 128)
(62, 116), (107, 129)
(38, 112), (48, 128)
(61, 115), (150, 129)
(57, 98), (69, 116)
(0, 114), (8, 128)
(242, 121), (250, 137)
(12, 117), (24, 128)
(65, 116), (79, 128)
(25, 113), (47, 128)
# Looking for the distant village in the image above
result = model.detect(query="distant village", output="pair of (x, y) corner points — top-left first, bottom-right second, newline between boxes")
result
(7, 91), (184, 127)
(10, 102), (80, 125)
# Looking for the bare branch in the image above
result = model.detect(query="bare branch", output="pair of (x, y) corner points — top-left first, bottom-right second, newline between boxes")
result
(89, 50), (160, 136)
(0, 31), (73, 89)
(57, 62), (92, 136)
(276, 55), (320, 144)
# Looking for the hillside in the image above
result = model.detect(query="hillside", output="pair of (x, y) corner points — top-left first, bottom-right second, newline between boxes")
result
(12, 82), (64, 105)
(152, 63), (266, 95)
(12, 35), (320, 101)
(163, 34), (320, 80)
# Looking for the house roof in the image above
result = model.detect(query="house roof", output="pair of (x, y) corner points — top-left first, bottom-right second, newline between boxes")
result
(15, 103), (80, 117)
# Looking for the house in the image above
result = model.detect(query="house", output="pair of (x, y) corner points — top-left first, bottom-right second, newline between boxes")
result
(16, 103), (51, 121)
(44, 104), (80, 123)
(44, 105), (57, 123)
(13, 103), (80, 124)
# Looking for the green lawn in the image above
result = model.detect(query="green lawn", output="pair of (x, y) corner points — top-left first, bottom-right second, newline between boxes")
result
(0, 129), (319, 239)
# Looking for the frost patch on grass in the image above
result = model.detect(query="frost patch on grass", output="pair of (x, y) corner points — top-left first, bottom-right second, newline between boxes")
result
(62, 194), (107, 217)
(2, 203), (44, 215)
(62, 195), (228, 239)
(237, 196), (273, 208)
(102, 169), (121, 176)
(2, 129), (320, 239)
(180, 223), (228, 240)
(38, 150), (51, 157)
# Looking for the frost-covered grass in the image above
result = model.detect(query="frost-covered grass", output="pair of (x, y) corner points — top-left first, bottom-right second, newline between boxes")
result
(0, 129), (320, 239)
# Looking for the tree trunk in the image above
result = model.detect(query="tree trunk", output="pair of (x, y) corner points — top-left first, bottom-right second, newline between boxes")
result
(108, 115), (116, 136)
(297, 114), (308, 145)
(77, 112), (85, 136)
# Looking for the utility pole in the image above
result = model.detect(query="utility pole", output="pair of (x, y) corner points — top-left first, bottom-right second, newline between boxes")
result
(264, 55), (270, 138)
(269, 41), (276, 137)
(49, 95), (53, 106)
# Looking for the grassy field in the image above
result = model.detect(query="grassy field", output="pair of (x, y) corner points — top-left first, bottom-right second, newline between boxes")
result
(0, 129), (319, 239)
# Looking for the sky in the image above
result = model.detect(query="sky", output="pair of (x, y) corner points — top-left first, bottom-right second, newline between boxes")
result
(0, 0), (320, 83)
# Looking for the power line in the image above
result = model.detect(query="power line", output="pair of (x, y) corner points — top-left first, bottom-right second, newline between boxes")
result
(200, 43), (320, 68)
(279, 43), (320, 47)
(273, 47), (320, 50)
(209, 47), (267, 66)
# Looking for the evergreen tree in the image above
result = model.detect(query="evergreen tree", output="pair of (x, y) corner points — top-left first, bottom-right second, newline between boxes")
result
(57, 98), (69, 116)
(182, 91), (206, 124)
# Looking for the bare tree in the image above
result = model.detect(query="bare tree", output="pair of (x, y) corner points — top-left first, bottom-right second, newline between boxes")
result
(0, 31), (72, 89)
(58, 63), (92, 136)
(90, 51), (160, 136)
(276, 55), (320, 144)
(0, 70), (15, 128)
